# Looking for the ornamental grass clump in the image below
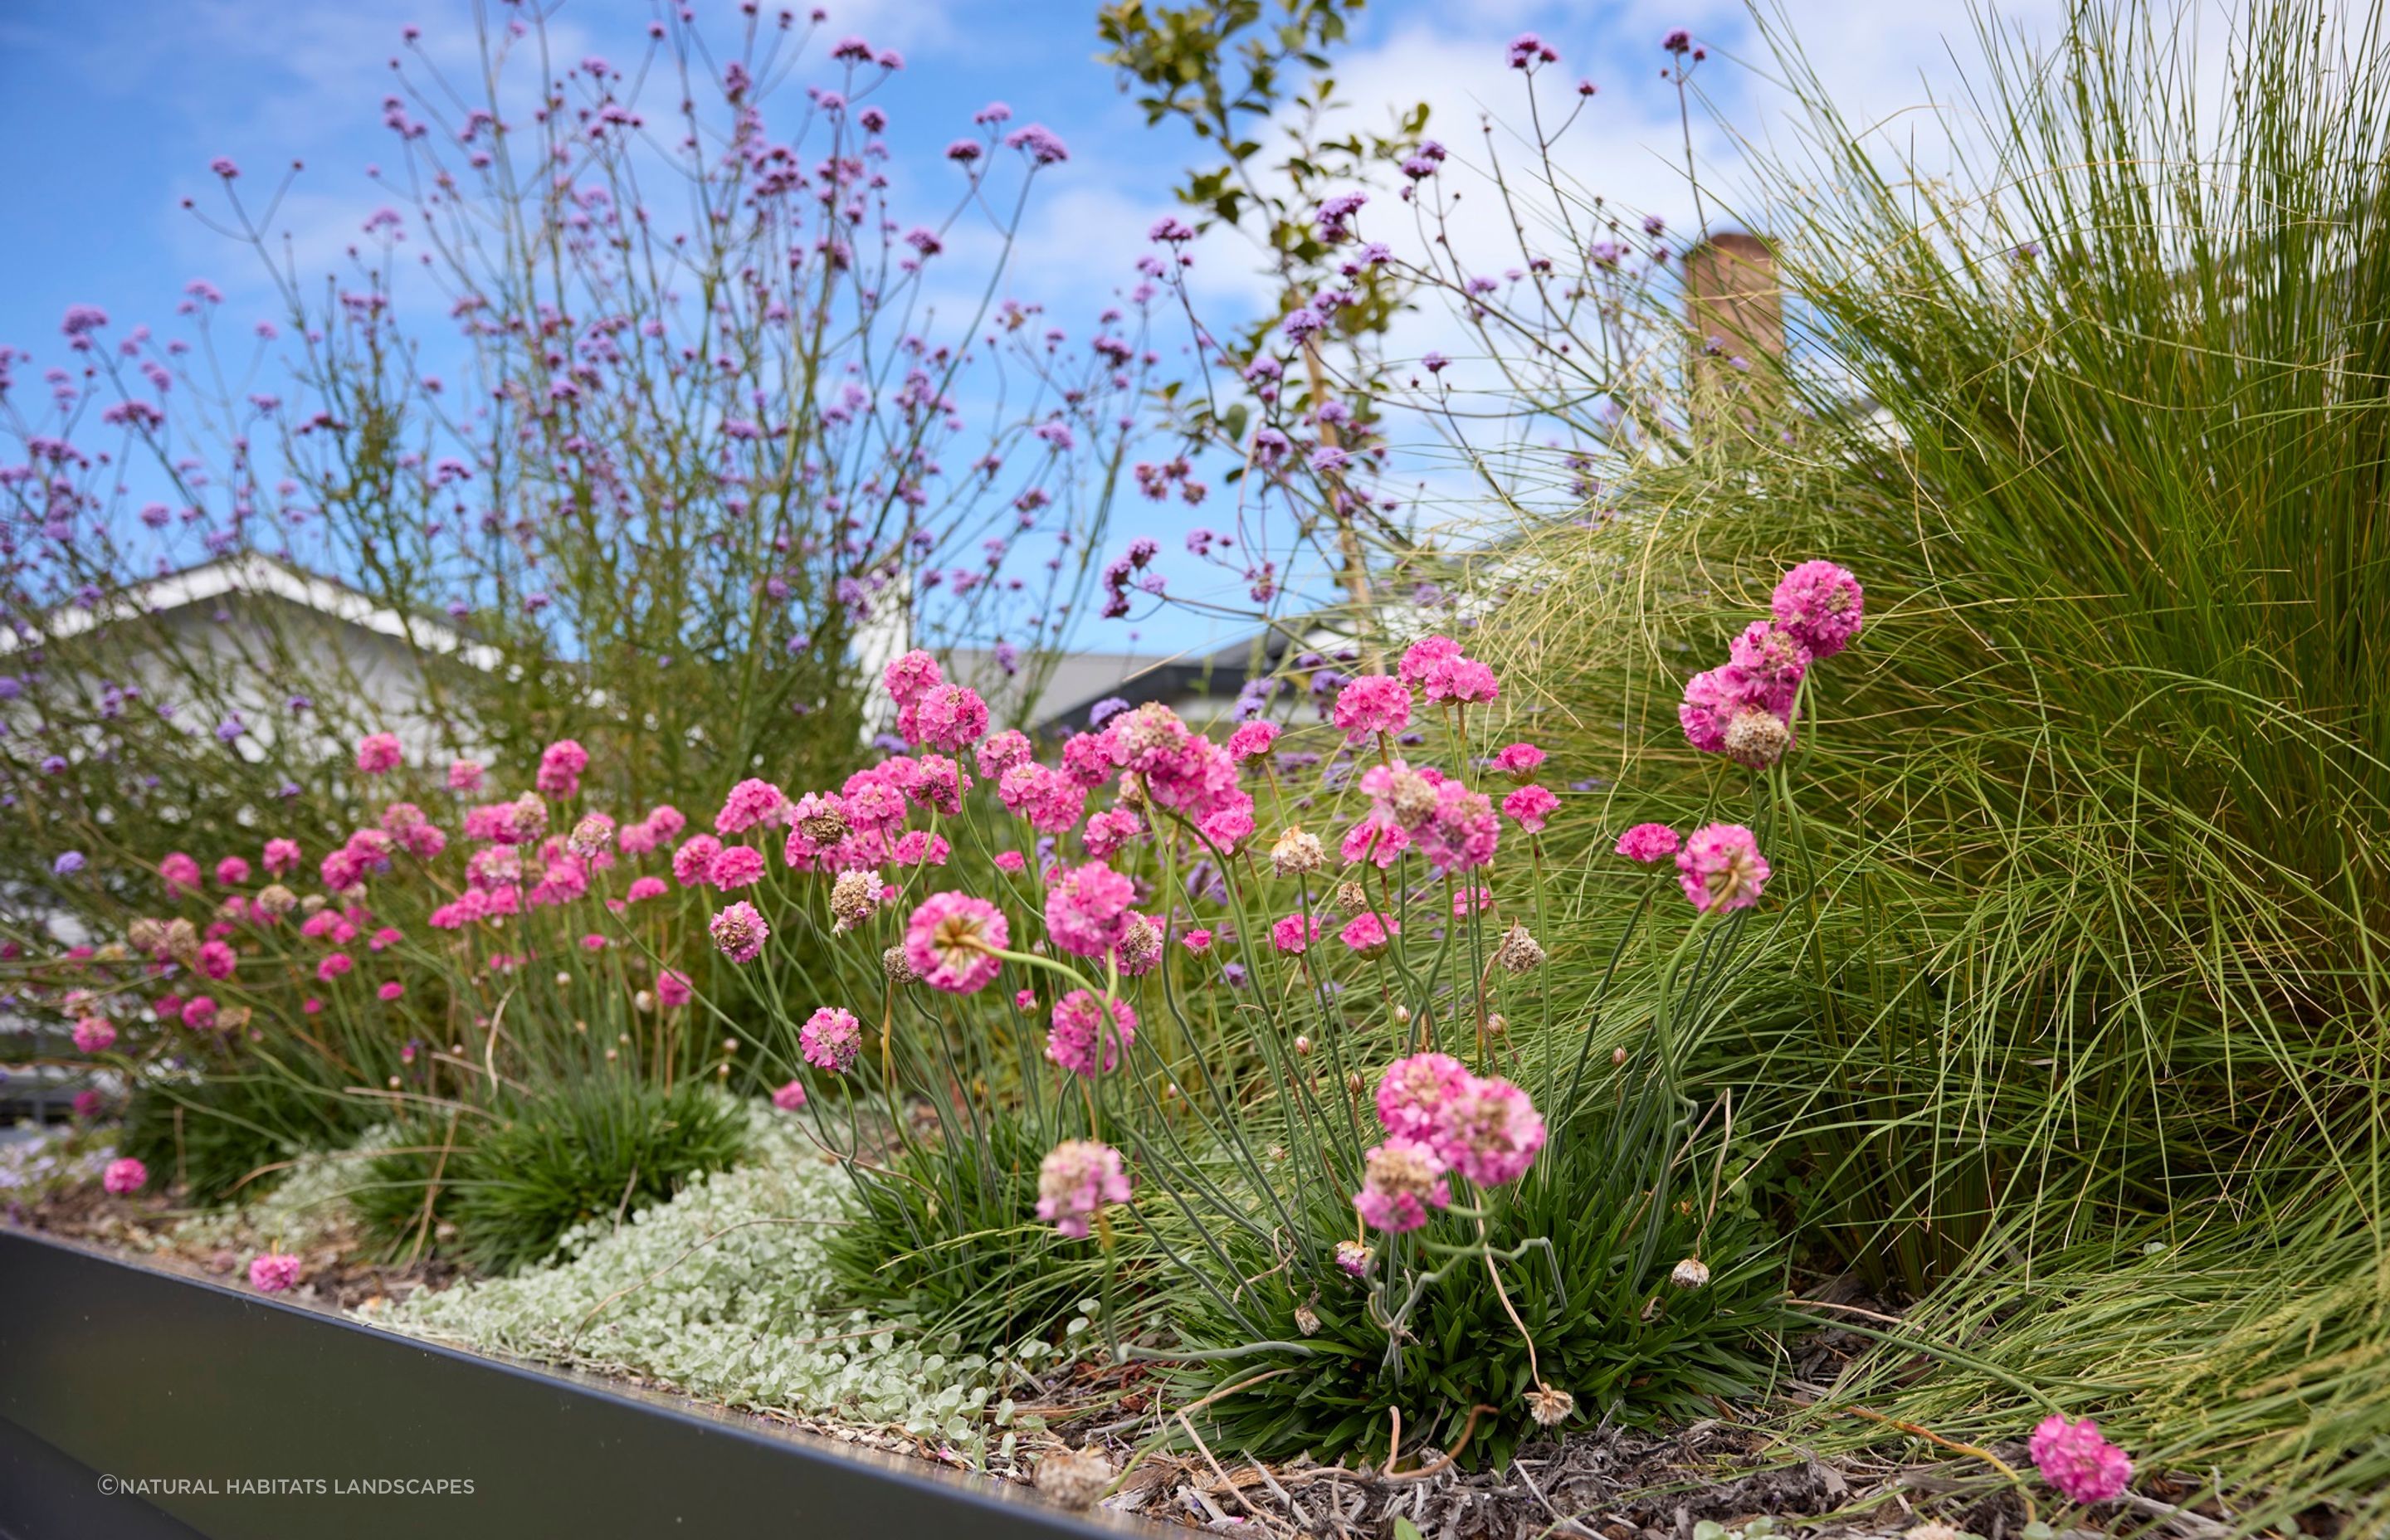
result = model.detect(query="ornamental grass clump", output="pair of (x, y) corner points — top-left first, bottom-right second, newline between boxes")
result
(1478, 0), (2390, 1519)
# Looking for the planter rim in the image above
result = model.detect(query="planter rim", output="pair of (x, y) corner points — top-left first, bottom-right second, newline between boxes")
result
(0, 1225), (1163, 1540)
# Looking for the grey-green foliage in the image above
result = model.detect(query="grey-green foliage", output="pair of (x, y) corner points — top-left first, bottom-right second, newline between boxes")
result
(380, 1110), (1005, 1446)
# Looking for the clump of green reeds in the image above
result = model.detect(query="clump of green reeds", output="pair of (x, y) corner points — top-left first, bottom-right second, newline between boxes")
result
(1480, 0), (2390, 1519)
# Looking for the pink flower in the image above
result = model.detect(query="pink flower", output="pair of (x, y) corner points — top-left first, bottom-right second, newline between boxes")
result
(912, 683), (989, 753)
(903, 891), (1008, 993)
(1060, 732), (1115, 787)
(1197, 803), (1256, 853)
(1375, 1053), (1472, 1139)
(975, 729), (1033, 778)
(715, 777), (790, 834)
(625, 875), (668, 904)
(1421, 654), (1500, 705)
(1675, 823), (1771, 912)
(647, 804), (688, 841)
(103, 1157), (147, 1195)
(355, 733), (402, 774)
(446, 758), (485, 792)
(801, 1006), (862, 1073)
(72, 1016), (116, 1053)
(910, 755), (968, 816)
(1772, 561), (1865, 657)
(1271, 913), (1324, 955)
(1616, 823), (1682, 863)
(580, 933), (608, 952)
(994, 850), (1027, 872)
(672, 835), (724, 887)
(215, 855), (251, 887)
(1353, 1138), (1451, 1233)
(1227, 721), (1280, 763)
(1451, 885), (1494, 916)
(1435, 1075), (1545, 1186)
(883, 648), (944, 708)
(262, 837), (302, 875)
(1501, 784), (1559, 833)
(707, 844), (767, 889)
(710, 900), (770, 962)
(656, 969), (692, 1007)
(159, 851), (202, 896)
(377, 981), (405, 1002)
(2029, 1416), (2133, 1504)
(1490, 743), (1545, 781)
(1181, 927), (1214, 953)
(316, 953), (354, 982)
(1340, 911), (1398, 957)
(1043, 861), (1136, 958)
(1728, 621), (1811, 716)
(772, 1079), (809, 1112)
(1342, 818), (1410, 870)
(1046, 989), (1137, 1076)
(248, 1253), (301, 1293)
(1332, 675), (1412, 742)
(1397, 634), (1462, 688)
(197, 939), (237, 980)
(536, 738), (589, 798)
(1678, 665), (1760, 754)
(1417, 782), (1500, 872)
(1082, 808), (1143, 859)
(1036, 1139), (1130, 1238)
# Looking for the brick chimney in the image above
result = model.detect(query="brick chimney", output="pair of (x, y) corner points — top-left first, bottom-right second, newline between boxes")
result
(1683, 231), (1783, 407)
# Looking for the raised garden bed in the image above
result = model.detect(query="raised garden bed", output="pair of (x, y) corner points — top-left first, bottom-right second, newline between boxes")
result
(0, 1228), (1146, 1540)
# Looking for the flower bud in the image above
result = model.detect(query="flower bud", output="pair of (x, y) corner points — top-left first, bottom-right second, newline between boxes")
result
(1293, 1034), (1314, 1057)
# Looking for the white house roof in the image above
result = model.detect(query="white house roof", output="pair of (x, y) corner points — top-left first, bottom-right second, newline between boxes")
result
(2, 552), (504, 671)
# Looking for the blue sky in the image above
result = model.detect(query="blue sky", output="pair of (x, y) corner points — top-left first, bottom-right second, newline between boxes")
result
(0, 0), (2065, 657)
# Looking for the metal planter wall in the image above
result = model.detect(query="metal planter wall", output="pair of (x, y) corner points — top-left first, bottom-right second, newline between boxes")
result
(0, 1229), (1144, 1540)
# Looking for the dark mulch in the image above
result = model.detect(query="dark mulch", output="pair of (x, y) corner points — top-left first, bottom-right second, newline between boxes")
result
(7, 1185), (457, 1310)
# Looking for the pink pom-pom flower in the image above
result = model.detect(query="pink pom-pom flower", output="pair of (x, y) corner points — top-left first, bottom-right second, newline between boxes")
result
(800, 1006), (862, 1073)
(2028, 1415), (2133, 1504)
(1036, 1139), (1131, 1239)
(1675, 822), (1771, 913)
(249, 1252), (302, 1293)
(903, 891), (1008, 993)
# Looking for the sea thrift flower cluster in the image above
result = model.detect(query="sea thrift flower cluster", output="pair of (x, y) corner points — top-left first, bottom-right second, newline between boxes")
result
(1680, 563), (1865, 768)
(248, 1253), (302, 1294)
(1358, 1052), (1546, 1228)
(1036, 1139), (1131, 1239)
(2028, 1416), (2134, 1503)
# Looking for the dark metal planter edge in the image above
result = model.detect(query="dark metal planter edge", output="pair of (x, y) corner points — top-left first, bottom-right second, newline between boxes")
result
(0, 1226), (1156, 1540)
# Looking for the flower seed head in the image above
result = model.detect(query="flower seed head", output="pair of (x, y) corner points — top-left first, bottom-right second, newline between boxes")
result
(1526, 1386), (1576, 1427)
(1723, 707), (1793, 769)
(1671, 1256), (1712, 1289)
